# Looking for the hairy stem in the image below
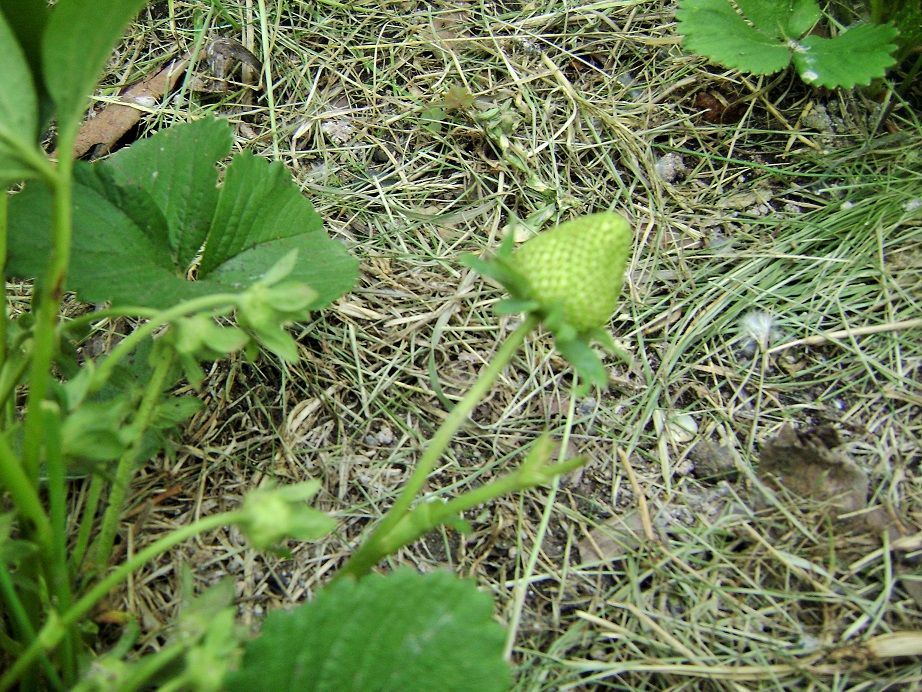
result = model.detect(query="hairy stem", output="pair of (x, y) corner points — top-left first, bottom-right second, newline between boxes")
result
(336, 315), (539, 580)
(0, 511), (244, 692)
(91, 346), (176, 574)
(21, 153), (70, 484)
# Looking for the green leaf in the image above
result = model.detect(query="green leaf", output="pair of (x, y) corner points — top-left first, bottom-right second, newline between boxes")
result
(0, 0), (49, 75)
(677, 0), (793, 75)
(6, 176), (208, 307)
(0, 10), (39, 183)
(153, 396), (205, 429)
(795, 23), (898, 88)
(678, 0), (899, 87)
(60, 398), (131, 461)
(239, 481), (335, 549)
(41, 0), (148, 134)
(735, 0), (819, 39)
(200, 151), (357, 308)
(102, 117), (232, 267)
(5, 118), (359, 312)
(554, 338), (608, 392)
(227, 569), (510, 692)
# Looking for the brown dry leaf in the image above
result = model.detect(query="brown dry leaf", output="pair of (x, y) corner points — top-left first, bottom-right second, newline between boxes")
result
(578, 510), (648, 562)
(69, 54), (190, 159)
(758, 424), (920, 591)
(579, 485), (746, 563)
(758, 424), (868, 513)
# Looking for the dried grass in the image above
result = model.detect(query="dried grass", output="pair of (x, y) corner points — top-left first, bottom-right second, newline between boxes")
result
(53, 0), (922, 688)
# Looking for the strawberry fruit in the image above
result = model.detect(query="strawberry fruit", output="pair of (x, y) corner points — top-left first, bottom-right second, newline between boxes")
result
(511, 212), (632, 333)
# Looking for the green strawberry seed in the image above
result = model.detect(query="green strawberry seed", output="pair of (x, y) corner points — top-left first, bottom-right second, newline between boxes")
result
(511, 213), (632, 333)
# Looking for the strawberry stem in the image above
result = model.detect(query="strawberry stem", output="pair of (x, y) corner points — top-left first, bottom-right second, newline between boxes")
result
(335, 314), (540, 580)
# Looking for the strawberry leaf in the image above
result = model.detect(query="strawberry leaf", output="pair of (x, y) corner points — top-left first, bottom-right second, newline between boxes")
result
(0, 10), (40, 183)
(676, 0), (793, 75)
(227, 569), (509, 691)
(5, 118), (358, 312)
(795, 23), (898, 88)
(677, 0), (899, 87)
(735, 0), (819, 39)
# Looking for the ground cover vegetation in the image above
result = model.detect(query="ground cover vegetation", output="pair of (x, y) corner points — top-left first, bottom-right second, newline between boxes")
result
(2, 0), (921, 689)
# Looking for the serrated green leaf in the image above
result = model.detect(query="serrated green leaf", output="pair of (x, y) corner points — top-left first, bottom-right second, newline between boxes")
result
(75, 161), (171, 245)
(795, 23), (898, 88)
(5, 118), (358, 313)
(677, 0), (792, 75)
(199, 152), (356, 310)
(227, 569), (509, 692)
(736, 0), (819, 39)
(5, 177), (211, 307)
(41, 0), (148, 133)
(0, 10), (39, 183)
(200, 152), (321, 274)
(102, 117), (232, 267)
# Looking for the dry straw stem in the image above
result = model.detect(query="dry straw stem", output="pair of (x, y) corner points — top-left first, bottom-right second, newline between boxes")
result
(47, 0), (922, 689)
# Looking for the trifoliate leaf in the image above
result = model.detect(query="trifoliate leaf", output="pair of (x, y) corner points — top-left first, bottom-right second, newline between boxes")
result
(677, 0), (899, 87)
(5, 118), (358, 312)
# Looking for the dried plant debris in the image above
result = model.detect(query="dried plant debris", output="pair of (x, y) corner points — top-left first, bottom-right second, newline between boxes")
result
(579, 424), (919, 568)
(70, 54), (190, 159)
(191, 37), (263, 94)
(578, 482), (746, 563)
(757, 424), (868, 513)
(757, 423), (918, 551)
(69, 38), (262, 160)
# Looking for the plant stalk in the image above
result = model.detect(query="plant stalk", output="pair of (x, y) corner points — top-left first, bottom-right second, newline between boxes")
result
(0, 190), (7, 371)
(378, 445), (585, 557)
(0, 511), (245, 692)
(21, 145), (71, 484)
(41, 404), (77, 686)
(91, 346), (176, 574)
(336, 314), (539, 580)
(0, 562), (63, 691)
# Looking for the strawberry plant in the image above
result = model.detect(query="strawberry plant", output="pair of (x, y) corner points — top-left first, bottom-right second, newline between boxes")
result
(676, 0), (905, 88)
(0, 1), (633, 689)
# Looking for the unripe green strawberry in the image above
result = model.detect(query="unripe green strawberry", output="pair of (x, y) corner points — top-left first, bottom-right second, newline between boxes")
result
(511, 213), (631, 333)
